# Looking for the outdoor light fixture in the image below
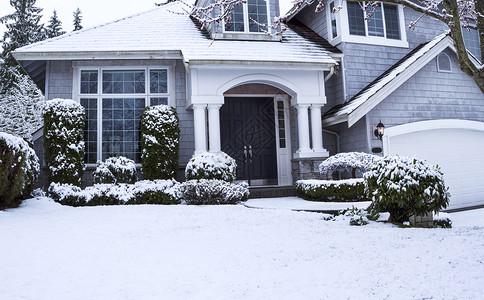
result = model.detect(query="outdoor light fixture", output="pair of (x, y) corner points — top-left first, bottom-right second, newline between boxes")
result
(374, 121), (385, 140)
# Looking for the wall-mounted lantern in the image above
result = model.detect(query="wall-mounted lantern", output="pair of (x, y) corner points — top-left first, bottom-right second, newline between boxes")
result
(374, 121), (385, 140)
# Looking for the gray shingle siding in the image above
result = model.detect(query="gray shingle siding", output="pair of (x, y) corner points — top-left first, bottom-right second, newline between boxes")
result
(47, 60), (73, 100)
(368, 49), (484, 150)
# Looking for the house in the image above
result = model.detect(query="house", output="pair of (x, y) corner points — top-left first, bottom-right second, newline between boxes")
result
(12, 0), (484, 209)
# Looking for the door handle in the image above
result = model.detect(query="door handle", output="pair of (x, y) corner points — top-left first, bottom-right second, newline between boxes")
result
(244, 145), (248, 162)
(248, 145), (253, 161)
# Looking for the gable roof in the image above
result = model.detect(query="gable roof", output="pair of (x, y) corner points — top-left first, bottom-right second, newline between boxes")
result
(323, 32), (463, 127)
(13, 1), (338, 67)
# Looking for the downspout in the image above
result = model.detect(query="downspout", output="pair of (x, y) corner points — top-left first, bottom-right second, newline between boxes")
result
(324, 66), (335, 82)
(322, 128), (340, 154)
(341, 56), (347, 102)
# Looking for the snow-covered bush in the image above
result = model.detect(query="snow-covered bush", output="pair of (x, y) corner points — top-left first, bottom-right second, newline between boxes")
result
(141, 105), (180, 180)
(185, 151), (237, 182)
(319, 152), (380, 178)
(43, 99), (85, 186)
(0, 132), (40, 208)
(93, 156), (137, 184)
(48, 179), (180, 206)
(332, 206), (380, 226)
(364, 155), (450, 223)
(296, 179), (367, 202)
(179, 179), (249, 205)
(433, 212), (452, 228)
(0, 74), (44, 142)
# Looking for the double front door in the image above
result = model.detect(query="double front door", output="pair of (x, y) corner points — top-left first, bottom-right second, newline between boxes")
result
(220, 97), (278, 186)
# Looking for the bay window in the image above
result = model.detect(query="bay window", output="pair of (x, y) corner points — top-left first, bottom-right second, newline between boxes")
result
(78, 67), (171, 164)
(224, 0), (269, 33)
(347, 2), (400, 40)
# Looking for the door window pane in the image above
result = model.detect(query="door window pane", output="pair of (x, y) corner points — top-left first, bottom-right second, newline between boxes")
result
(102, 70), (145, 94)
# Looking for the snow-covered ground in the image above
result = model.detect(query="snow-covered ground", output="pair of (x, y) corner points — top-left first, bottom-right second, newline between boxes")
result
(1, 197), (483, 299)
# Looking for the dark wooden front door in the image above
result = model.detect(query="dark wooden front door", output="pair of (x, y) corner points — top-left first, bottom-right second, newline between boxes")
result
(220, 97), (278, 185)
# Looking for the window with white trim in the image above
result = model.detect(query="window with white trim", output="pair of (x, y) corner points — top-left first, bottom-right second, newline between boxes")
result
(347, 2), (400, 40)
(329, 1), (338, 39)
(462, 27), (481, 61)
(78, 67), (171, 164)
(437, 53), (452, 72)
(224, 0), (269, 33)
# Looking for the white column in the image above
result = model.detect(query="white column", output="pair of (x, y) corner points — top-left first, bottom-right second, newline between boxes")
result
(310, 104), (324, 152)
(192, 104), (207, 154)
(296, 104), (311, 154)
(208, 104), (222, 153)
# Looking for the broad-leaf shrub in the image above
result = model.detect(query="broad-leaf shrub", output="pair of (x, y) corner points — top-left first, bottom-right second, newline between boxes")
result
(332, 206), (379, 226)
(48, 179), (180, 206)
(364, 155), (449, 223)
(141, 105), (180, 180)
(185, 151), (237, 182)
(93, 156), (137, 184)
(179, 179), (249, 205)
(319, 152), (380, 178)
(0, 132), (40, 208)
(296, 179), (367, 202)
(43, 99), (85, 186)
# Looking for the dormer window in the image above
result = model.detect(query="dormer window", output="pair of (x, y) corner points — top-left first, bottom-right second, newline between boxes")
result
(462, 27), (481, 61)
(224, 0), (269, 33)
(327, 0), (408, 48)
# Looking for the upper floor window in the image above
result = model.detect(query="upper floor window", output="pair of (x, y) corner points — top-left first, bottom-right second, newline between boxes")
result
(347, 2), (400, 40)
(224, 0), (269, 33)
(437, 53), (452, 72)
(329, 1), (408, 48)
(462, 27), (481, 61)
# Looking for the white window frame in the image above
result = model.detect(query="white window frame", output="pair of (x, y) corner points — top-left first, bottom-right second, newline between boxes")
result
(73, 65), (176, 166)
(326, 0), (340, 40)
(332, 0), (408, 48)
(222, 0), (271, 34)
(437, 52), (452, 72)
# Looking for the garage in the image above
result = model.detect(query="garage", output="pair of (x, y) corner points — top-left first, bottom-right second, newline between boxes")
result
(383, 119), (484, 210)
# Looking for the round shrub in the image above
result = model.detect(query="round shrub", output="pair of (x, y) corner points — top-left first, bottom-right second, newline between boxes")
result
(296, 179), (368, 202)
(129, 180), (181, 205)
(185, 151), (237, 182)
(43, 99), (85, 186)
(179, 179), (249, 205)
(0, 132), (40, 208)
(93, 156), (137, 184)
(364, 155), (450, 223)
(319, 152), (380, 178)
(141, 105), (180, 180)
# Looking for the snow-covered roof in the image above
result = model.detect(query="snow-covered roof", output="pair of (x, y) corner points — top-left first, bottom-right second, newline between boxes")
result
(13, 1), (338, 67)
(324, 33), (460, 127)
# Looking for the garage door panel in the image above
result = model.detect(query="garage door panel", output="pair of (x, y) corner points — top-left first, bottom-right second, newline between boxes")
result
(387, 126), (484, 209)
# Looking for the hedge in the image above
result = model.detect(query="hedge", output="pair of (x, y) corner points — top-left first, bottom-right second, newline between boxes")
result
(295, 179), (368, 202)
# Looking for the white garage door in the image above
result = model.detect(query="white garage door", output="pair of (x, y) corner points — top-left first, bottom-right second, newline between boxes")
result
(383, 120), (484, 209)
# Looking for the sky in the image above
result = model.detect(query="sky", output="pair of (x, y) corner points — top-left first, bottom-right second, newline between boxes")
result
(0, 0), (294, 36)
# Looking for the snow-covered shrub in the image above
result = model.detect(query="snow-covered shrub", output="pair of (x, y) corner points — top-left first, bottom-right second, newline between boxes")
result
(0, 74), (44, 142)
(296, 179), (367, 202)
(0, 132), (40, 208)
(433, 212), (452, 228)
(141, 105), (180, 180)
(185, 151), (237, 182)
(331, 206), (379, 226)
(179, 179), (249, 205)
(364, 155), (450, 223)
(319, 152), (380, 178)
(48, 180), (179, 206)
(43, 99), (85, 186)
(93, 156), (137, 184)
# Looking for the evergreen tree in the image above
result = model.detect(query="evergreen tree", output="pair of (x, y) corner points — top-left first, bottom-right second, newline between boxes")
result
(45, 10), (66, 39)
(0, 0), (45, 93)
(73, 8), (83, 31)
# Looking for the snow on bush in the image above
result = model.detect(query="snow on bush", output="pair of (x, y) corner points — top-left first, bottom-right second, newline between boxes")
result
(364, 155), (450, 223)
(141, 105), (180, 180)
(0, 74), (44, 142)
(0, 132), (40, 208)
(319, 152), (380, 178)
(433, 212), (452, 228)
(179, 179), (249, 205)
(48, 179), (180, 206)
(93, 156), (137, 184)
(332, 206), (380, 226)
(43, 99), (85, 186)
(296, 179), (367, 202)
(185, 151), (237, 182)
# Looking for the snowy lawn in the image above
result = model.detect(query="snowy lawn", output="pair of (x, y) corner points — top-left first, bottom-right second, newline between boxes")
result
(1, 198), (483, 299)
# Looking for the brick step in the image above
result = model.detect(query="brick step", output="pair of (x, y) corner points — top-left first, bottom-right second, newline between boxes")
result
(248, 186), (296, 199)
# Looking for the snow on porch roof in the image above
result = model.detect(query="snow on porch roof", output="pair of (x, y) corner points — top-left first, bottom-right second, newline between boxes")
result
(323, 32), (455, 127)
(13, 1), (338, 66)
